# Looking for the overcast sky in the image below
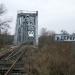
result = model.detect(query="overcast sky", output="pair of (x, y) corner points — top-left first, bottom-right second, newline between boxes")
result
(1, 0), (75, 35)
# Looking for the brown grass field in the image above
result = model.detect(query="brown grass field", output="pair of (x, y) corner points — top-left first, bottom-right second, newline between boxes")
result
(23, 39), (75, 75)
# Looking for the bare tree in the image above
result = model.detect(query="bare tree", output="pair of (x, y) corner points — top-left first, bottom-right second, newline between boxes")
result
(39, 28), (55, 48)
(0, 4), (12, 48)
(61, 30), (69, 35)
(0, 4), (11, 34)
(41, 28), (55, 36)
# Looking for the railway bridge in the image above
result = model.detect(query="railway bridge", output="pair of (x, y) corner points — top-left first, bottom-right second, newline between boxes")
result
(14, 10), (38, 45)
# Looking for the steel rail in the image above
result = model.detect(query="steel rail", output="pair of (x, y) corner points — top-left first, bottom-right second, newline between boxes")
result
(5, 48), (22, 60)
(4, 49), (25, 75)
(0, 48), (15, 60)
(5, 45), (22, 60)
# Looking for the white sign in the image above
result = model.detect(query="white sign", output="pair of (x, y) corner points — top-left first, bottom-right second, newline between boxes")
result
(28, 31), (34, 37)
(55, 34), (75, 41)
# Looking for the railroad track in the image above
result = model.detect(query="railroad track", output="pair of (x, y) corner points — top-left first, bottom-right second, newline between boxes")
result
(0, 46), (19, 60)
(0, 45), (27, 75)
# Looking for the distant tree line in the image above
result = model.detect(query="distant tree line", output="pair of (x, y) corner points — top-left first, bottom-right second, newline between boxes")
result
(38, 28), (75, 48)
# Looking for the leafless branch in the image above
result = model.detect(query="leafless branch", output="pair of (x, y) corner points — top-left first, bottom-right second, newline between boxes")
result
(0, 4), (6, 15)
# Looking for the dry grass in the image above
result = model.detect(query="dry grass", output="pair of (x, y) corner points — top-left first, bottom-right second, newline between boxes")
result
(23, 42), (75, 75)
